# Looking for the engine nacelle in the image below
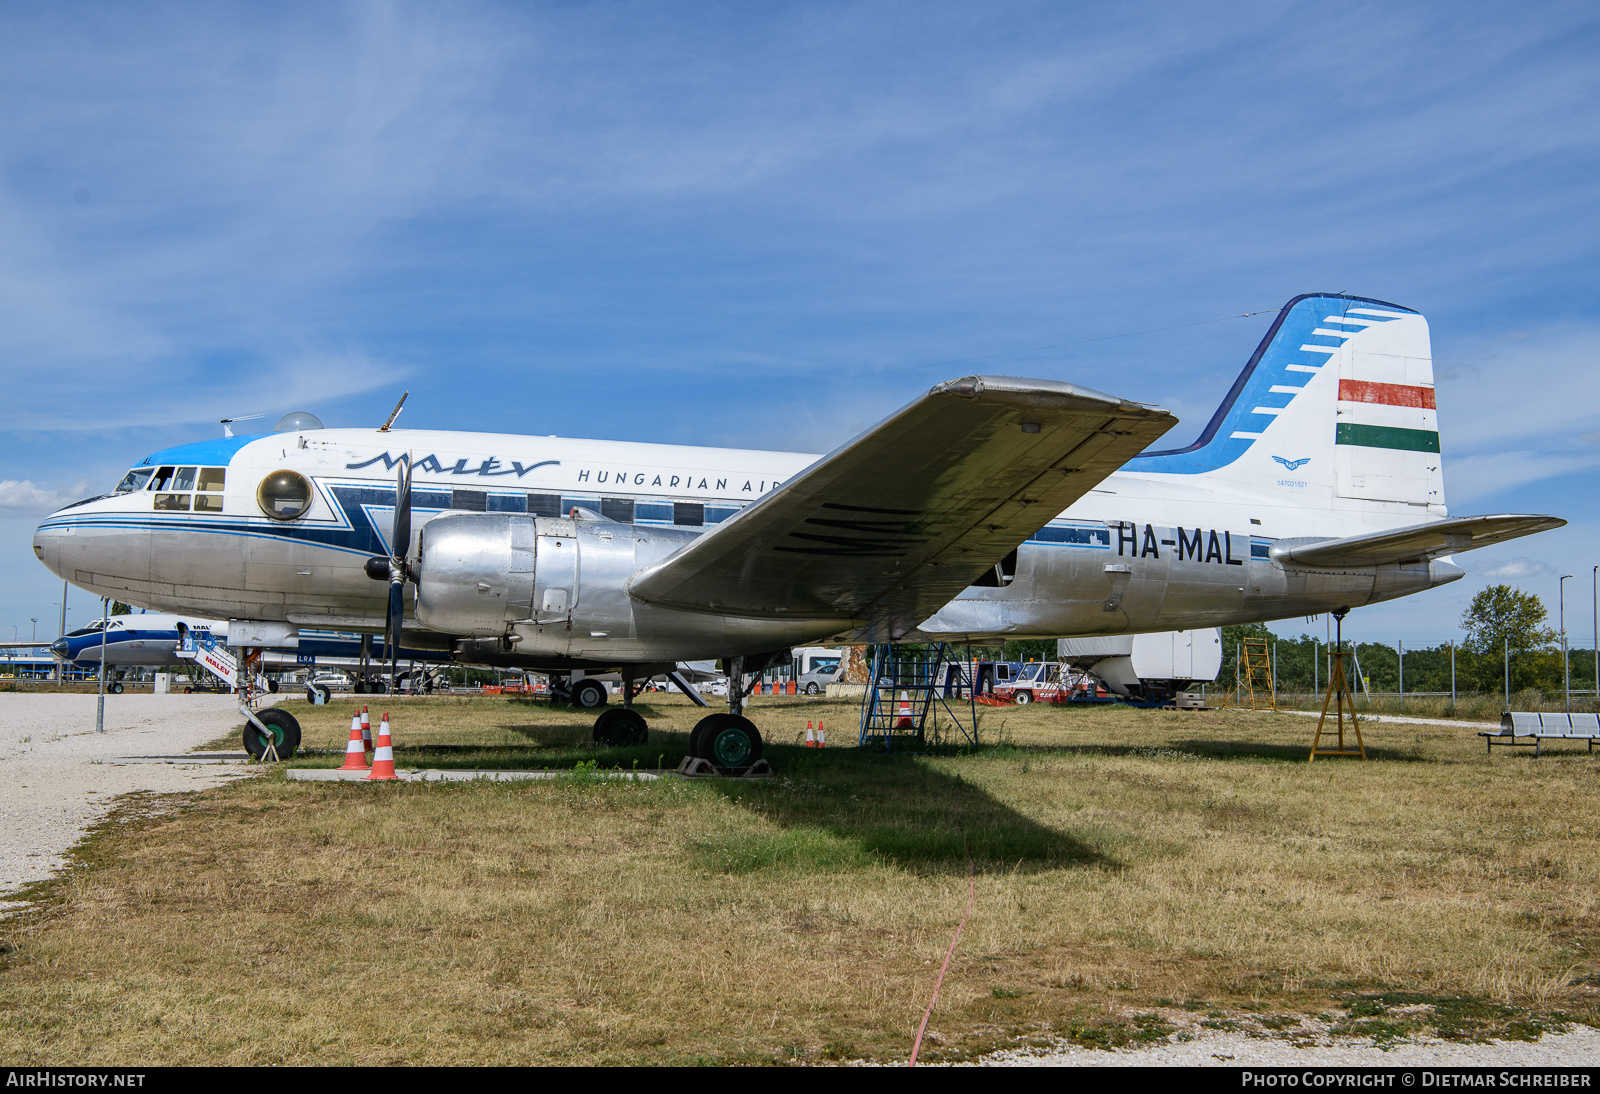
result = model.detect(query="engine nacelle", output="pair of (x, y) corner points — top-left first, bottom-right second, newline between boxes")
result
(415, 513), (698, 652)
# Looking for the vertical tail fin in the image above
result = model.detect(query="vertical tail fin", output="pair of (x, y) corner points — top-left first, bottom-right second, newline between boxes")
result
(1128, 293), (1444, 512)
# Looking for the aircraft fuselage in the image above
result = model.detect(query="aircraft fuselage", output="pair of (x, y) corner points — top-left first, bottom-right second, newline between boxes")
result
(32, 425), (1458, 670)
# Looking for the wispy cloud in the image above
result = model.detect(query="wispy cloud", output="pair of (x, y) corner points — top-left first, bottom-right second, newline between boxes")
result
(0, 479), (92, 515)
(1477, 556), (1557, 580)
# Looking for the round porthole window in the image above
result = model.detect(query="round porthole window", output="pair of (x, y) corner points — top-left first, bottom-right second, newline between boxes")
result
(257, 470), (313, 521)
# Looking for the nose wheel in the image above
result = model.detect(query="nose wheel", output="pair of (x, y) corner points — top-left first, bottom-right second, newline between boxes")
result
(243, 707), (302, 761)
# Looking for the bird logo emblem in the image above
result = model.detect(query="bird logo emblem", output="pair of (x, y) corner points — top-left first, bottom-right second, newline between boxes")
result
(1272, 456), (1311, 471)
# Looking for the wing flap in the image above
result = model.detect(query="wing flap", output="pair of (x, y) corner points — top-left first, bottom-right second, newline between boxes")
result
(1268, 514), (1566, 569)
(628, 375), (1176, 640)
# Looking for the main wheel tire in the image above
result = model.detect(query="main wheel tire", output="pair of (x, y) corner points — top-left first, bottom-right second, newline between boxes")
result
(704, 715), (762, 768)
(593, 708), (648, 747)
(805, 682), (820, 695)
(267, 678), (279, 693)
(689, 712), (736, 759)
(109, 681), (124, 694)
(243, 707), (302, 761)
(1014, 691), (1033, 705)
(570, 679), (608, 709)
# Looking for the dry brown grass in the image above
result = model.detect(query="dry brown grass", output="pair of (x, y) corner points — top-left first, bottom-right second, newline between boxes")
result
(4, 696), (1598, 1064)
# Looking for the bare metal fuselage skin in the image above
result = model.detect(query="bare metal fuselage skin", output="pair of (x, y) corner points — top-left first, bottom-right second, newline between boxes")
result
(31, 430), (1458, 672)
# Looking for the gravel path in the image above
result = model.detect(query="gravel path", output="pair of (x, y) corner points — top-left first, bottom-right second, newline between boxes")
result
(0, 693), (258, 904)
(978, 1023), (1600, 1066)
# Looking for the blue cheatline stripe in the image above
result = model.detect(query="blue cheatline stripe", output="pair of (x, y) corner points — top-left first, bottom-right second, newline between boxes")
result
(1026, 524), (1111, 548)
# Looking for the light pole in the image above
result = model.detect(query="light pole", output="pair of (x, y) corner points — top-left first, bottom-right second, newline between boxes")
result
(56, 580), (67, 686)
(1561, 575), (1573, 713)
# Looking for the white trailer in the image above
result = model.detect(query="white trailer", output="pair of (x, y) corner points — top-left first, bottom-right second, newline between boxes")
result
(1056, 629), (1222, 701)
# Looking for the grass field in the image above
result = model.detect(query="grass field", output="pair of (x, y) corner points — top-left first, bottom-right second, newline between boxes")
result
(2, 694), (1597, 1065)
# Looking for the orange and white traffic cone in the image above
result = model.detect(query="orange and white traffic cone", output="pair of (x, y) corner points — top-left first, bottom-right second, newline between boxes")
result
(896, 691), (913, 728)
(360, 707), (372, 756)
(338, 713), (370, 771)
(363, 713), (399, 781)
(805, 721), (816, 747)
(817, 721), (826, 748)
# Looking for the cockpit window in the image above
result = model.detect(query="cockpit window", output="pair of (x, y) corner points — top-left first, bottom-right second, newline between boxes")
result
(114, 468), (154, 494)
(172, 466), (197, 492)
(148, 466), (175, 491)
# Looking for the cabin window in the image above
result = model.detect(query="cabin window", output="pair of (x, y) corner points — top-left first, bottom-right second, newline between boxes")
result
(600, 497), (634, 524)
(257, 470), (314, 520)
(673, 502), (704, 527)
(527, 493), (561, 518)
(193, 494), (224, 513)
(114, 468), (153, 494)
(451, 489), (487, 512)
(154, 493), (191, 511)
(197, 467), (226, 492)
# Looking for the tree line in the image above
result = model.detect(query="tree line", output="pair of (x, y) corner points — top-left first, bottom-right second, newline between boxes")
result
(1219, 584), (1596, 696)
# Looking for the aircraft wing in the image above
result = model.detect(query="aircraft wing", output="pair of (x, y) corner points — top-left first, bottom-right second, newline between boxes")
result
(627, 375), (1177, 642)
(1268, 514), (1566, 569)
(0, 641), (52, 650)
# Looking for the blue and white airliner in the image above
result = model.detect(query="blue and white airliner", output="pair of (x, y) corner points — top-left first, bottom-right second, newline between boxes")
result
(31, 294), (1563, 763)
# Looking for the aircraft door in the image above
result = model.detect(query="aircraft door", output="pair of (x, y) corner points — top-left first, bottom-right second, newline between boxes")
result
(533, 527), (578, 624)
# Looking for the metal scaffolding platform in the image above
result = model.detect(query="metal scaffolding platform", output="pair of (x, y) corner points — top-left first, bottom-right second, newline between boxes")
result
(858, 644), (980, 751)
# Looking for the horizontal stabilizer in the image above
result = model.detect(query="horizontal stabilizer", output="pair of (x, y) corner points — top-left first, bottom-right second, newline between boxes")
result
(628, 375), (1176, 642)
(1268, 514), (1565, 569)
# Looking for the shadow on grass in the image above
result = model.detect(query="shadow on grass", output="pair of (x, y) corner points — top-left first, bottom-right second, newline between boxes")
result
(693, 744), (1114, 876)
(1032, 739), (1436, 764)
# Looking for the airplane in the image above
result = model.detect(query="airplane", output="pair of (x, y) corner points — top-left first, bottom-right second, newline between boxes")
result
(44, 612), (451, 694)
(31, 293), (1564, 764)
(48, 610), (723, 705)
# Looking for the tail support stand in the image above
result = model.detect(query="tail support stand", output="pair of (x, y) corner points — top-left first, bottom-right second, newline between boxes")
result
(1310, 608), (1367, 762)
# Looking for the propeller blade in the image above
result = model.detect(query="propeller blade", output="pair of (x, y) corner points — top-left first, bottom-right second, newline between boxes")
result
(392, 457), (413, 567)
(386, 578), (404, 689)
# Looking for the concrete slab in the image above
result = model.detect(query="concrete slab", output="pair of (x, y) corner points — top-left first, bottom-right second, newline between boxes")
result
(286, 767), (661, 782)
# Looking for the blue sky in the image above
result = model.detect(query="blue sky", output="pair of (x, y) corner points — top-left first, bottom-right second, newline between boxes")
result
(2, 1), (1597, 648)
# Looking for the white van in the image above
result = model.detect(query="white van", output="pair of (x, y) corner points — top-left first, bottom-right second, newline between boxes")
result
(793, 647), (843, 694)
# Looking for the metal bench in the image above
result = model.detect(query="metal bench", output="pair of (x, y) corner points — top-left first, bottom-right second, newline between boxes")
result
(1480, 711), (1600, 756)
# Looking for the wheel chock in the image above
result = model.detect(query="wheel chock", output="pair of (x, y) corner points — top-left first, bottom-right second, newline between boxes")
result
(674, 756), (774, 778)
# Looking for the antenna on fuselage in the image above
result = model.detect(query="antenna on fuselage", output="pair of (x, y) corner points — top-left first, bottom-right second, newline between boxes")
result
(220, 413), (264, 438)
(379, 391), (410, 432)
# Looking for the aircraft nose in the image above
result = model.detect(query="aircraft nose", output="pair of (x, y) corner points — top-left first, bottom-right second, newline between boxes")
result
(32, 520), (63, 578)
(50, 638), (69, 657)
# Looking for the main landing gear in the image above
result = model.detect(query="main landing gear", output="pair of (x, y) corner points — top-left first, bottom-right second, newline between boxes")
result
(681, 653), (765, 772)
(589, 668), (648, 747)
(580, 659), (768, 771)
(687, 712), (764, 768)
